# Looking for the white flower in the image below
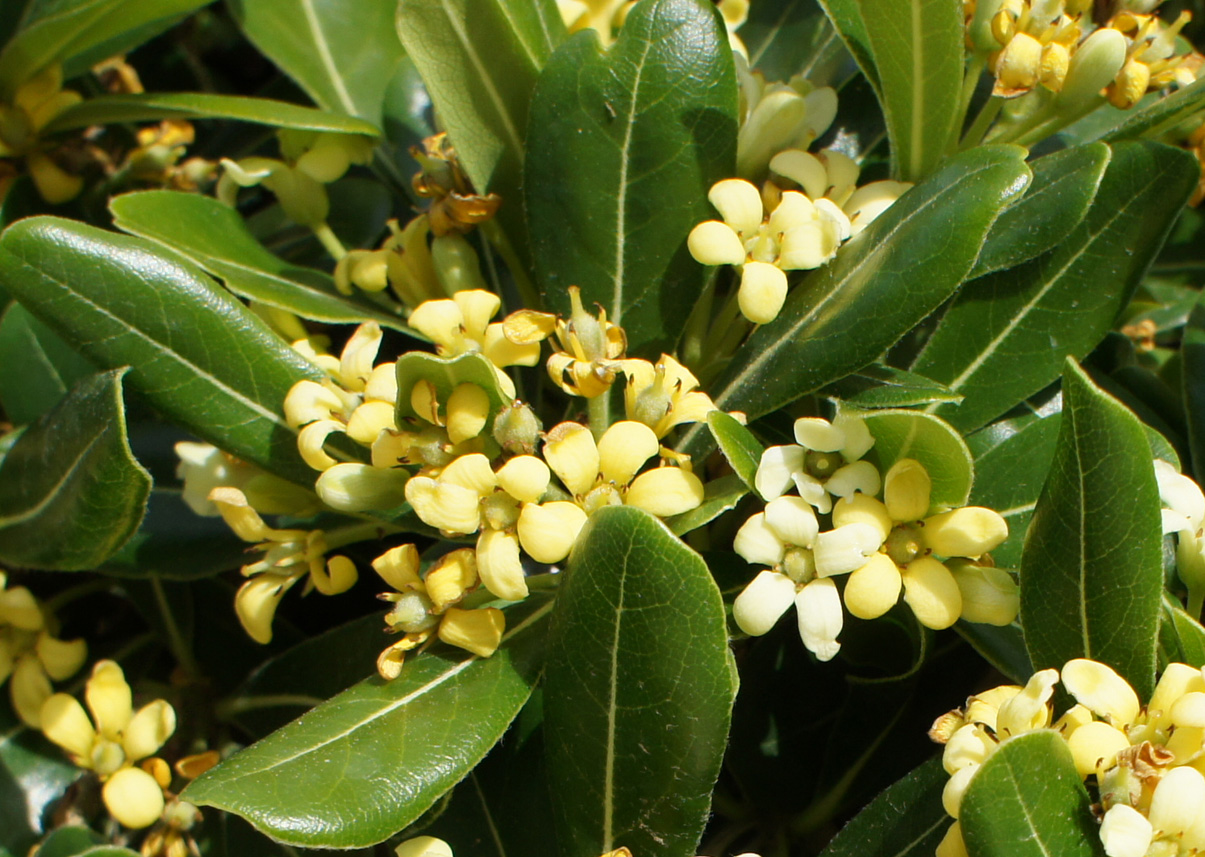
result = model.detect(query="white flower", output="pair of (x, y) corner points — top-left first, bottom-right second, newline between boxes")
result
(1155, 459), (1205, 614)
(754, 413), (877, 512)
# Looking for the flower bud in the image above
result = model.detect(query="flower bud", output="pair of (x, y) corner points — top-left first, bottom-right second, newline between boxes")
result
(396, 835), (454, 857)
(316, 463), (409, 513)
(885, 459), (931, 522)
(625, 467), (705, 517)
(432, 234), (487, 294)
(1058, 27), (1127, 110)
(492, 401), (543, 455)
(948, 562), (1019, 626)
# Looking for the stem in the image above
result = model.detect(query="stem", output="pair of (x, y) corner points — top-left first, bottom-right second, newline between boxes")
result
(150, 573), (200, 678)
(955, 56), (987, 148)
(215, 693), (324, 721)
(681, 268), (719, 369)
(1190, 588), (1204, 621)
(325, 521), (401, 552)
(587, 391), (611, 440)
(311, 221), (348, 260)
(959, 96), (1004, 150)
(42, 578), (112, 616)
(481, 220), (540, 311)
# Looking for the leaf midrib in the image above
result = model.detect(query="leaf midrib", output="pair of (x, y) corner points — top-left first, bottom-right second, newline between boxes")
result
(0, 431), (103, 527)
(299, 0), (357, 115)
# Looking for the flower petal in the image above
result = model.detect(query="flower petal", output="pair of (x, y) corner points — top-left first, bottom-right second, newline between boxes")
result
(597, 421), (660, 487)
(843, 553), (902, 619)
(733, 512), (786, 567)
(795, 578), (842, 661)
(737, 262), (788, 325)
(40, 692), (95, 757)
(885, 458), (931, 522)
(901, 557), (961, 630)
(755, 444), (805, 501)
(813, 522), (884, 576)
(708, 178), (764, 234)
(733, 570), (796, 636)
(517, 501), (588, 564)
(626, 467), (705, 517)
(923, 507), (1008, 557)
(86, 660), (133, 741)
(687, 220), (746, 266)
(476, 529), (529, 602)
(103, 765), (165, 829)
(1061, 659), (1140, 726)
(763, 495), (819, 548)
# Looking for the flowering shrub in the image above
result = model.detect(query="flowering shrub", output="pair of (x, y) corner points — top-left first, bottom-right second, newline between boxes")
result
(1, 1), (1205, 856)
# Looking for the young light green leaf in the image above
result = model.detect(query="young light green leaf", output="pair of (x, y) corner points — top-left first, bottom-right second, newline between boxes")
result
(860, 409), (973, 511)
(183, 596), (552, 848)
(526, 0), (737, 355)
(397, 0), (564, 270)
(816, 757), (948, 857)
(544, 505), (737, 857)
(109, 191), (407, 331)
(961, 731), (1105, 857)
(823, 365), (962, 409)
(682, 145), (1029, 453)
(42, 93), (381, 136)
(707, 411), (764, 492)
(0, 217), (325, 486)
(1019, 360), (1164, 699)
(740, 0), (846, 86)
(0, 0), (209, 97)
(914, 141), (1198, 433)
(969, 143), (1110, 279)
(0, 369), (150, 571)
(857, 0), (963, 181)
(0, 301), (94, 424)
(227, 0), (406, 125)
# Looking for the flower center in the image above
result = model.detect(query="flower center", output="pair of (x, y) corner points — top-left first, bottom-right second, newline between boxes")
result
(885, 523), (926, 566)
(582, 483), (623, 515)
(781, 547), (815, 585)
(805, 450), (844, 480)
(91, 739), (126, 776)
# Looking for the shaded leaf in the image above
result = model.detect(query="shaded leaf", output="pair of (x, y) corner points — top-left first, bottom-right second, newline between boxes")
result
(682, 145), (1029, 452)
(544, 505), (736, 857)
(707, 410), (764, 492)
(397, 0), (564, 270)
(526, 0), (737, 355)
(183, 597), (552, 848)
(0, 301), (93, 424)
(1181, 292), (1205, 484)
(227, 0), (405, 125)
(1019, 360), (1163, 699)
(815, 0), (879, 92)
(861, 409), (973, 511)
(969, 143), (1110, 279)
(109, 191), (407, 331)
(914, 141), (1198, 433)
(956, 622), (1030, 685)
(1159, 595), (1205, 668)
(960, 731), (1105, 857)
(740, 0), (846, 85)
(823, 365), (962, 409)
(858, 0), (963, 181)
(33, 825), (103, 857)
(0, 217), (324, 485)
(0, 369), (150, 571)
(1100, 75), (1205, 144)
(817, 757), (948, 857)
(0, 705), (81, 857)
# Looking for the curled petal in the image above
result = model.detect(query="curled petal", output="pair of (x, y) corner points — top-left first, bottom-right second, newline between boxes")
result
(40, 692), (95, 757)
(737, 261), (788, 325)
(813, 522), (883, 577)
(12, 656), (51, 728)
(339, 322), (382, 392)
(843, 553), (902, 619)
(235, 572), (301, 644)
(298, 420), (345, 471)
(452, 289), (502, 341)
(36, 633), (87, 681)
(942, 766), (977, 819)
(832, 493), (892, 542)
(1099, 804), (1153, 857)
(625, 467), (705, 517)
(935, 822), (968, 857)
(943, 724), (993, 773)
(793, 417), (843, 452)
(687, 221), (746, 266)
(346, 401), (397, 445)
(496, 455), (551, 503)
(597, 421), (660, 486)
(0, 584), (43, 630)
(373, 544), (422, 591)
(476, 530), (529, 602)
(1061, 659), (1140, 726)
(901, 557), (961, 630)
(825, 460), (881, 500)
(733, 570), (796, 636)
(755, 444), (805, 501)
(484, 323), (541, 368)
(517, 501), (588, 564)
(768, 191), (817, 233)
(923, 507), (1008, 557)
(778, 221), (837, 270)
(405, 476), (482, 534)
(284, 380), (345, 428)
(769, 149), (827, 199)
(795, 578), (842, 661)
(123, 700), (177, 762)
(733, 512), (786, 567)
(763, 496), (819, 548)
(995, 668), (1059, 737)
(844, 181), (912, 236)
(543, 422), (600, 497)
(1149, 766), (1205, 839)
(86, 660), (133, 741)
(708, 178), (764, 234)
(312, 555), (358, 596)
(438, 607), (505, 658)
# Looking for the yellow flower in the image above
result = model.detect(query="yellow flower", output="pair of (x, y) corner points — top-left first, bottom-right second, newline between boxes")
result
(503, 287), (628, 398)
(620, 354), (720, 438)
(0, 65), (84, 203)
(41, 660), (176, 829)
(735, 61), (837, 181)
(986, 1), (1085, 97)
(395, 835), (454, 857)
(1104, 10), (1197, 109)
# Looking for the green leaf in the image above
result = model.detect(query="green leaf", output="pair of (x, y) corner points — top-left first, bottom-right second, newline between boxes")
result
(815, 0), (879, 93)
(682, 145), (1029, 451)
(861, 409), (973, 511)
(0, 369), (150, 570)
(956, 621), (1030, 685)
(665, 473), (748, 536)
(543, 505), (737, 857)
(394, 352), (509, 425)
(740, 0), (846, 86)
(857, 0), (963, 181)
(968, 412), (1062, 567)
(960, 731), (1105, 857)
(33, 826), (103, 857)
(824, 365), (962, 409)
(526, 0), (737, 355)
(1019, 360), (1164, 699)
(183, 596), (552, 848)
(0, 217), (325, 485)
(109, 191), (408, 331)
(0, 708), (80, 857)
(969, 143), (1110, 279)
(1181, 292), (1205, 483)
(0, 0), (210, 97)
(41, 93), (381, 136)
(913, 141), (1198, 433)
(707, 410), (764, 492)
(1100, 75), (1205, 144)
(0, 301), (94, 424)
(227, 0), (405, 125)
(817, 757), (949, 857)
(397, 0), (564, 271)
(1159, 595), (1205, 668)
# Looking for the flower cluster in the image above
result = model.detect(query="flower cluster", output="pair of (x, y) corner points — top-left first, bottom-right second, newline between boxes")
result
(0, 572), (87, 727)
(40, 660), (176, 829)
(1155, 460), (1205, 617)
(931, 659), (1205, 857)
(732, 415), (1015, 661)
(688, 151), (911, 325)
(0, 65), (84, 203)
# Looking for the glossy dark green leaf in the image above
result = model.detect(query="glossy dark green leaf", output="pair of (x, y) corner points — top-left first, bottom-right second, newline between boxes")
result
(42, 93), (381, 136)
(860, 409), (974, 510)
(824, 365), (962, 409)
(858, 0), (963, 181)
(183, 596), (551, 848)
(526, 0), (737, 355)
(682, 145), (1029, 451)
(817, 757), (948, 857)
(914, 141), (1198, 433)
(960, 731), (1105, 857)
(1100, 75), (1205, 144)
(0, 0), (209, 97)
(0, 217), (324, 485)
(969, 143), (1110, 279)
(1159, 595), (1205, 668)
(32, 826), (103, 857)
(544, 505), (736, 857)
(707, 410), (764, 492)
(1019, 360), (1164, 699)
(0, 301), (93, 424)
(816, 0), (879, 92)
(1181, 292), (1205, 484)
(740, 0), (846, 85)
(0, 705), (80, 857)
(956, 622), (1030, 685)
(0, 369), (150, 570)
(109, 191), (407, 331)
(227, 0), (404, 125)
(666, 474), (747, 535)
(968, 412), (1062, 567)
(397, 0), (564, 270)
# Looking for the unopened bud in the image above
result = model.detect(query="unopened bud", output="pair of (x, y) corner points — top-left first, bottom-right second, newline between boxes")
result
(431, 234), (488, 294)
(1058, 27), (1127, 110)
(315, 463), (409, 512)
(492, 401), (542, 454)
